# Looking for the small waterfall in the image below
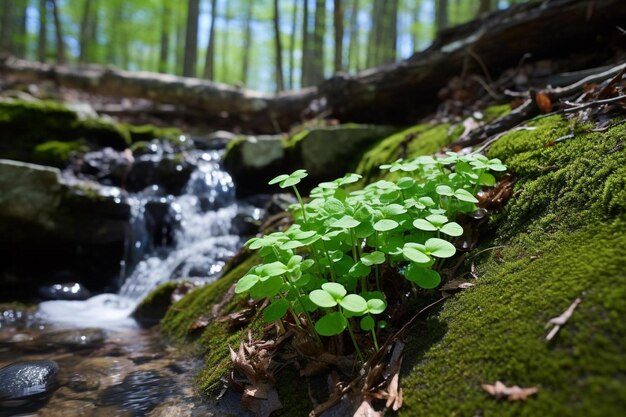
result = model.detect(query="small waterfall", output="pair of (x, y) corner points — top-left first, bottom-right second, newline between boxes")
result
(39, 149), (249, 327)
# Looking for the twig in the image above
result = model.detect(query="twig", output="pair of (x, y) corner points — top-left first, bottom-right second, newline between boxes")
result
(545, 297), (582, 341)
(562, 94), (626, 113)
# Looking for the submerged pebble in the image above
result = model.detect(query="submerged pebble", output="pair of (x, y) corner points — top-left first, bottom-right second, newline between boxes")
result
(0, 360), (59, 408)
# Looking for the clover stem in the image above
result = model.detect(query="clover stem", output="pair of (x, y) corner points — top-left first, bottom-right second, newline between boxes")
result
(473, 169), (485, 194)
(292, 185), (308, 224)
(350, 229), (359, 263)
(374, 233), (381, 292)
(341, 308), (363, 363)
(279, 293), (303, 329)
(371, 328), (380, 352)
(321, 240), (337, 282)
(285, 280), (320, 344)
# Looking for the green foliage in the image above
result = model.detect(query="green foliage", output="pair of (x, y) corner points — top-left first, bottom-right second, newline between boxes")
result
(235, 154), (506, 359)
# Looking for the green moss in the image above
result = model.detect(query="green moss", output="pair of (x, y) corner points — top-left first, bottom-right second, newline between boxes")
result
(355, 122), (460, 185)
(483, 103), (512, 122)
(161, 254), (262, 393)
(0, 99), (182, 164)
(128, 124), (181, 143)
(132, 281), (179, 327)
(399, 115), (626, 417)
(32, 140), (88, 167)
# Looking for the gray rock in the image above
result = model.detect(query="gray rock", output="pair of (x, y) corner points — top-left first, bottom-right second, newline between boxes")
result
(0, 360), (59, 407)
(0, 159), (131, 296)
(38, 283), (91, 301)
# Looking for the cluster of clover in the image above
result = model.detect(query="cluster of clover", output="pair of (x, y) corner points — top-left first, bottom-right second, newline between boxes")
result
(235, 152), (506, 360)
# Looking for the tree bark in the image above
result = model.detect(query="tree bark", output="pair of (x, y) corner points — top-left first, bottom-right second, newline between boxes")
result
(333, 0), (343, 73)
(436, 0), (448, 32)
(203, 0), (217, 80)
(0, 0), (13, 55)
(310, 0), (326, 84)
(158, 0), (170, 73)
(273, 0), (285, 92)
(183, 0), (199, 77)
(38, 0), (47, 62)
(79, 0), (93, 62)
(241, 0), (253, 86)
(288, 0), (298, 89)
(301, 0), (311, 86)
(50, 0), (65, 64)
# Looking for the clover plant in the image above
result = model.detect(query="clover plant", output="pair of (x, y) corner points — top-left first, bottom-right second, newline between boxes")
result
(234, 153), (506, 361)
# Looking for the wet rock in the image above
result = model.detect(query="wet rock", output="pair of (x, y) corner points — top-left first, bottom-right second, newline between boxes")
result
(30, 328), (106, 351)
(230, 204), (263, 236)
(194, 130), (237, 150)
(131, 282), (178, 328)
(144, 199), (179, 248)
(77, 147), (134, 186)
(127, 154), (196, 195)
(0, 159), (130, 298)
(38, 283), (91, 301)
(97, 370), (177, 416)
(0, 360), (59, 407)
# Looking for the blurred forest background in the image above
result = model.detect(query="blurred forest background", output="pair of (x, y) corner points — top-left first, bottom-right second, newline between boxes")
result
(0, 0), (530, 92)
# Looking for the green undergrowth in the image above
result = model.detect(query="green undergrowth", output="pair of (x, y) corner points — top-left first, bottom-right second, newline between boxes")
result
(161, 254), (262, 393)
(159, 112), (625, 416)
(399, 115), (626, 416)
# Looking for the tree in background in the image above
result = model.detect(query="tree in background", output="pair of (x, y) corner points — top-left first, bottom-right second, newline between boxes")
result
(273, 0), (285, 91)
(333, 0), (343, 73)
(309, 0), (325, 85)
(38, 0), (47, 61)
(203, 0), (218, 80)
(50, 0), (66, 63)
(183, 0), (199, 77)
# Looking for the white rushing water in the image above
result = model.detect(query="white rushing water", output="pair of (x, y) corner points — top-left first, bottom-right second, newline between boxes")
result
(39, 150), (247, 328)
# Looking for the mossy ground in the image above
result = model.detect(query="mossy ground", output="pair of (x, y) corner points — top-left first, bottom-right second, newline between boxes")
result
(161, 253), (263, 394)
(400, 115), (626, 417)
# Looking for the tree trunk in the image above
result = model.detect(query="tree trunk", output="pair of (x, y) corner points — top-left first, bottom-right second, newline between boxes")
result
(436, 0), (448, 31)
(175, 3), (185, 75)
(87, 0), (99, 62)
(479, 0), (492, 15)
(0, 0), (13, 55)
(273, 0), (285, 92)
(221, 1), (231, 82)
(37, 0), (47, 62)
(79, 0), (93, 62)
(203, 0), (217, 80)
(301, 0), (311, 86)
(13, 0), (27, 57)
(367, 0), (382, 68)
(50, 0), (65, 64)
(347, 0), (360, 72)
(288, 0), (298, 89)
(241, 0), (253, 86)
(158, 1), (170, 73)
(333, 0), (344, 73)
(310, 0), (326, 84)
(183, 0), (199, 78)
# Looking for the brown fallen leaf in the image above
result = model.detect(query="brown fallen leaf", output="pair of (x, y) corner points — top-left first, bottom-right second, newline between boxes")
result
(189, 315), (210, 331)
(482, 380), (538, 401)
(535, 91), (553, 113)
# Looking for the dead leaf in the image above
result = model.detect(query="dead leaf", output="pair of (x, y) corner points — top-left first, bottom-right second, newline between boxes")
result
(353, 400), (383, 417)
(482, 380), (538, 401)
(546, 297), (582, 341)
(189, 315), (210, 331)
(535, 91), (553, 113)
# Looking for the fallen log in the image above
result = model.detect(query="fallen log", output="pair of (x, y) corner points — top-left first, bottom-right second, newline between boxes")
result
(1, 0), (625, 132)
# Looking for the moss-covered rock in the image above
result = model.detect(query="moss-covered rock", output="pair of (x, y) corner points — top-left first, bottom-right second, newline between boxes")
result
(399, 115), (626, 417)
(132, 281), (180, 328)
(0, 99), (180, 166)
(224, 125), (399, 196)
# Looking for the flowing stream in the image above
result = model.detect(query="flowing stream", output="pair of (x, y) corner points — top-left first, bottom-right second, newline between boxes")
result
(0, 148), (255, 416)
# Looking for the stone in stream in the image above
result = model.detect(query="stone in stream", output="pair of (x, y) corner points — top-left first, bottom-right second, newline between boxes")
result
(97, 370), (177, 416)
(0, 360), (59, 409)
(38, 282), (92, 301)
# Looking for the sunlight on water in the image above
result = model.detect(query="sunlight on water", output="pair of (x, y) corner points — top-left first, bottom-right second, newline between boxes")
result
(37, 150), (243, 326)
